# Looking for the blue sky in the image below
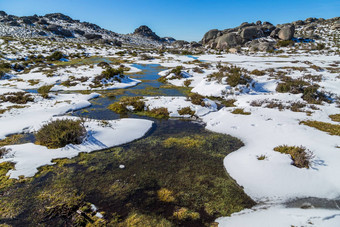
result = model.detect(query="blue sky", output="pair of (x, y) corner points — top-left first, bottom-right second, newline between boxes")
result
(0, 0), (339, 41)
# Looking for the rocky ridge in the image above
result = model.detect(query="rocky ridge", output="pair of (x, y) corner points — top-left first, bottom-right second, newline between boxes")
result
(0, 11), (176, 47)
(201, 17), (340, 51)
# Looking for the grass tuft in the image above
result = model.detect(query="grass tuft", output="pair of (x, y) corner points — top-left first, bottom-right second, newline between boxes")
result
(300, 120), (340, 136)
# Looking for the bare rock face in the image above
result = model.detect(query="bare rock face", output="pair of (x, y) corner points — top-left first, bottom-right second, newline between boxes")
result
(278, 25), (295, 40)
(133, 25), (160, 41)
(84, 33), (102, 40)
(216, 33), (242, 49)
(201, 29), (220, 45)
(240, 26), (262, 41)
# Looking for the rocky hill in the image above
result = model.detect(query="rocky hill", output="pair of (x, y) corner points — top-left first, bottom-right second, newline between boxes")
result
(201, 17), (340, 51)
(0, 11), (175, 47)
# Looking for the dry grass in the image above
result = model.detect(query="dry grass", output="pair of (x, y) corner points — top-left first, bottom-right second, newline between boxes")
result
(300, 120), (340, 136)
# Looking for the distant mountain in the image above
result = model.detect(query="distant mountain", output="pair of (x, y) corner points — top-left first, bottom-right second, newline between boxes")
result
(0, 11), (176, 47)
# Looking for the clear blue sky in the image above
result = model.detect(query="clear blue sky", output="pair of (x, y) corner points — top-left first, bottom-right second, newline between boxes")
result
(0, 0), (339, 41)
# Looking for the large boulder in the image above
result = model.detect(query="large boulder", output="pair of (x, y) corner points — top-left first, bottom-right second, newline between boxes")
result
(0, 11), (7, 17)
(240, 26), (262, 41)
(201, 29), (220, 45)
(74, 29), (85, 36)
(84, 33), (102, 40)
(270, 28), (281, 38)
(216, 33), (242, 49)
(8, 21), (20, 26)
(278, 25), (295, 40)
(47, 24), (61, 32)
(59, 29), (73, 38)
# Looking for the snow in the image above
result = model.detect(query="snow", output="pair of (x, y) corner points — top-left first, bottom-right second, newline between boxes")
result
(1, 117), (153, 178)
(0, 92), (99, 139)
(217, 205), (340, 227)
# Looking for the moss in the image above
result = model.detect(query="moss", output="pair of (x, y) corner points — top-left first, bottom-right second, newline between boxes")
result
(157, 188), (176, 203)
(35, 119), (86, 149)
(178, 107), (195, 117)
(173, 207), (200, 221)
(274, 145), (313, 168)
(300, 120), (340, 136)
(231, 108), (251, 115)
(163, 136), (204, 149)
(122, 212), (172, 227)
(329, 114), (340, 122)
(0, 134), (25, 146)
(0, 125), (254, 226)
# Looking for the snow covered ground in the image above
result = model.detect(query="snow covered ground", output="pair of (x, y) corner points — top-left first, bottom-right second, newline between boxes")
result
(1, 117), (153, 179)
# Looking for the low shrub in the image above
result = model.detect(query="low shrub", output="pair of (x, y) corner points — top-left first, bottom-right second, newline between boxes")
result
(231, 108), (251, 115)
(276, 40), (295, 47)
(250, 69), (265, 76)
(189, 93), (205, 106)
(35, 119), (86, 149)
(147, 107), (169, 119)
(61, 80), (78, 87)
(0, 147), (11, 158)
(300, 120), (340, 136)
(183, 79), (192, 87)
(107, 96), (145, 114)
(221, 99), (237, 107)
(46, 51), (64, 61)
(37, 85), (53, 98)
(93, 67), (124, 84)
(178, 107), (195, 117)
(208, 65), (251, 87)
(274, 145), (313, 168)
(329, 114), (340, 122)
(0, 92), (34, 104)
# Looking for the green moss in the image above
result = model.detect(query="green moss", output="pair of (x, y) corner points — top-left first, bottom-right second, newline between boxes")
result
(0, 134), (25, 146)
(231, 108), (251, 115)
(0, 122), (254, 226)
(163, 136), (204, 149)
(300, 120), (340, 136)
(35, 119), (86, 148)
